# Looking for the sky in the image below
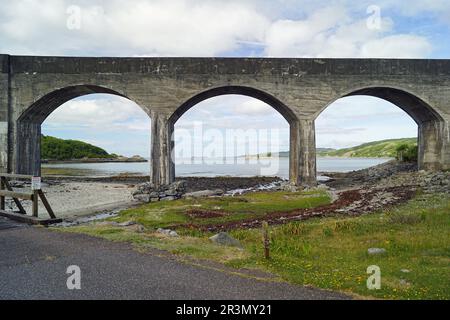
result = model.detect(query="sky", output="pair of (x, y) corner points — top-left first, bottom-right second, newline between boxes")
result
(1, 0), (448, 156)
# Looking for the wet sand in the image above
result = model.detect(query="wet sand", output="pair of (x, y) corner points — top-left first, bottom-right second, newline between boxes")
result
(7, 181), (136, 219)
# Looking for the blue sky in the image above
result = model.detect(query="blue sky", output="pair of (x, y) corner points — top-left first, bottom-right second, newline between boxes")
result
(1, 0), (448, 156)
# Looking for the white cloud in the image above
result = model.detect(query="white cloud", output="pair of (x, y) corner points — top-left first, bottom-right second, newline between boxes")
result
(43, 95), (150, 132)
(0, 1), (437, 58)
(316, 96), (417, 148)
(360, 35), (432, 58)
(233, 99), (274, 116)
(0, 0), (269, 56)
(264, 5), (432, 58)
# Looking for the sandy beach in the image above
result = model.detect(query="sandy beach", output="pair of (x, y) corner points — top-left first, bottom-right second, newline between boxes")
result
(5, 176), (282, 220)
(6, 181), (136, 219)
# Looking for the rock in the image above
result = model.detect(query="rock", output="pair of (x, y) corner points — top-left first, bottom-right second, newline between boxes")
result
(399, 279), (411, 287)
(133, 194), (150, 203)
(165, 190), (178, 196)
(400, 269), (411, 273)
(133, 180), (188, 202)
(149, 191), (160, 198)
(161, 196), (177, 201)
(171, 180), (187, 191)
(127, 224), (145, 233)
(209, 232), (242, 247)
(157, 228), (178, 237)
(316, 184), (330, 190)
(169, 231), (179, 237)
(118, 221), (136, 227)
(284, 185), (299, 192)
(135, 182), (153, 193)
(368, 248), (387, 255)
(184, 189), (224, 198)
(96, 221), (119, 226)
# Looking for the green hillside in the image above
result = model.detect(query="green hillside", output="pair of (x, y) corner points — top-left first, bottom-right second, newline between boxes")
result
(318, 138), (417, 158)
(41, 135), (116, 160)
(253, 138), (417, 159)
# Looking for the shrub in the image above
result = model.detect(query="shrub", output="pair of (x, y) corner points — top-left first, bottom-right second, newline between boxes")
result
(396, 143), (418, 162)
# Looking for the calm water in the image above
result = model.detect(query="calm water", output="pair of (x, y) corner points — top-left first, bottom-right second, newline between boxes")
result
(42, 157), (391, 179)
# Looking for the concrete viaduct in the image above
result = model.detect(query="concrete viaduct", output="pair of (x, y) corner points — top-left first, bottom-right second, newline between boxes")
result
(1, 54), (449, 187)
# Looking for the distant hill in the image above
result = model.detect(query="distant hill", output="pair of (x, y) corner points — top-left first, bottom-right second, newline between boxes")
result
(41, 135), (116, 161)
(250, 138), (417, 159)
(318, 138), (417, 158)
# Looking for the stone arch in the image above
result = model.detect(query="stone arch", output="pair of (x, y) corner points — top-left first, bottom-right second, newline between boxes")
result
(168, 85), (298, 125)
(150, 86), (302, 186)
(315, 86), (446, 170)
(15, 85), (149, 175)
(316, 86), (444, 124)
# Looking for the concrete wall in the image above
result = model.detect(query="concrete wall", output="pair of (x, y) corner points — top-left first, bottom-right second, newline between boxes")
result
(1, 55), (449, 185)
(0, 55), (9, 173)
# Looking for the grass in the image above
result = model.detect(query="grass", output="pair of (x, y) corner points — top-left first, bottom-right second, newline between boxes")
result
(228, 193), (450, 299)
(41, 167), (95, 176)
(114, 190), (331, 229)
(57, 190), (450, 300)
(318, 137), (417, 158)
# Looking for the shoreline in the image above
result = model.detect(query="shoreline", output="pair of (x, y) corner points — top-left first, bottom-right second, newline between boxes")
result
(11, 160), (428, 221)
(42, 158), (148, 164)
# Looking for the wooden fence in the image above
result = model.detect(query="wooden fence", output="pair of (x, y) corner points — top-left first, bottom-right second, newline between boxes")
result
(0, 173), (59, 225)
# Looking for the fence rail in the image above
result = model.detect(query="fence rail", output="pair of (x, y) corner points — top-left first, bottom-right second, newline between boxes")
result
(0, 173), (58, 224)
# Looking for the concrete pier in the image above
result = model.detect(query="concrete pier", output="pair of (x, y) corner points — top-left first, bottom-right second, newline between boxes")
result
(150, 112), (174, 187)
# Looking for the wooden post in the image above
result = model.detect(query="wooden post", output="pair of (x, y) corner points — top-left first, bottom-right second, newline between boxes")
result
(32, 190), (39, 217)
(31, 176), (41, 218)
(38, 190), (55, 219)
(262, 221), (270, 260)
(2, 178), (27, 214)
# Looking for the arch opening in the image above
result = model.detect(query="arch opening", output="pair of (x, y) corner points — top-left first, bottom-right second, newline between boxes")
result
(315, 87), (445, 175)
(15, 85), (151, 176)
(168, 87), (295, 183)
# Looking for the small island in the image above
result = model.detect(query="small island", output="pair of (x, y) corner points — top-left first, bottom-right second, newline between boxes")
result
(41, 135), (147, 163)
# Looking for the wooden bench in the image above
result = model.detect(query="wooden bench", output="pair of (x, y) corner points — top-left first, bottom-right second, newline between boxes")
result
(0, 173), (60, 225)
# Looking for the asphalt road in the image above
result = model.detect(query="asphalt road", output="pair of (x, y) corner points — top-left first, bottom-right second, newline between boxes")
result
(0, 217), (350, 300)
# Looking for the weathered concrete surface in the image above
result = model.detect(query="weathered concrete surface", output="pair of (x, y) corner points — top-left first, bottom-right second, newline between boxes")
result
(1, 55), (449, 186)
(0, 55), (10, 173)
(150, 111), (174, 186)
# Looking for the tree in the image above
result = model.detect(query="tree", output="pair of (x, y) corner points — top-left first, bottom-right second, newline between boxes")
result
(396, 144), (417, 162)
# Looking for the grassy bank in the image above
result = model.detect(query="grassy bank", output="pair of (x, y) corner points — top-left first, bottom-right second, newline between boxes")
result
(318, 138), (417, 158)
(58, 190), (450, 300)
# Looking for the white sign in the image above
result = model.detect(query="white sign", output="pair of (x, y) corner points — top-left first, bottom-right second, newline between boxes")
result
(31, 176), (41, 190)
